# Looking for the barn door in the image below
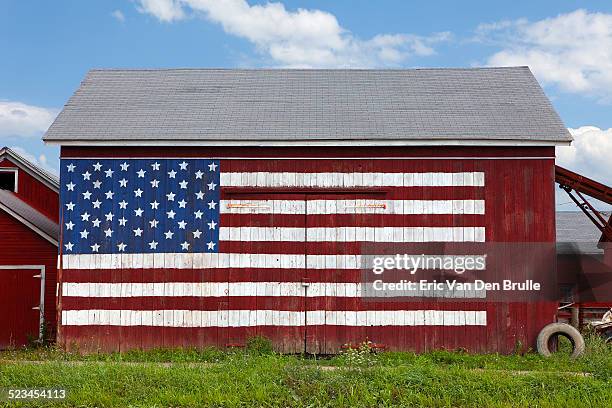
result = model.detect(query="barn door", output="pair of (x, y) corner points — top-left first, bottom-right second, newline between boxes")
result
(305, 193), (362, 354)
(223, 192), (307, 353)
(0, 267), (43, 348)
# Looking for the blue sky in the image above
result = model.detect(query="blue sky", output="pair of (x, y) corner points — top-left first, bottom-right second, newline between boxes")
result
(1, 1), (611, 208)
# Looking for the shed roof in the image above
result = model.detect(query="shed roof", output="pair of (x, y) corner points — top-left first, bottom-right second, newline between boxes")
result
(0, 147), (59, 192)
(0, 190), (59, 246)
(44, 67), (572, 146)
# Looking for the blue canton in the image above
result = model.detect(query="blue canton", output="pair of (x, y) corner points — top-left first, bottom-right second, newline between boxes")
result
(60, 159), (220, 254)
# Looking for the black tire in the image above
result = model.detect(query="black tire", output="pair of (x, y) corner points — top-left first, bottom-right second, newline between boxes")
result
(536, 323), (585, 358)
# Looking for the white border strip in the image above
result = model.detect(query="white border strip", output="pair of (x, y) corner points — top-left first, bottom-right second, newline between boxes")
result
(219, 227), (486, 242)
(62, 282), (486, 299)
(61, 309), (487, 327)
(221, 200), (485, 215)
(61, 253), (487, 270)
(221, 172), (484, 187)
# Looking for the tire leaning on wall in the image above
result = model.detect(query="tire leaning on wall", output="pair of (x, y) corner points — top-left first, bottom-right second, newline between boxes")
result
(536, 323), (585, 358)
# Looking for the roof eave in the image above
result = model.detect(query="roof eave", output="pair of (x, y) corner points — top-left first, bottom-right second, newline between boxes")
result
(44, 138), (573, 147)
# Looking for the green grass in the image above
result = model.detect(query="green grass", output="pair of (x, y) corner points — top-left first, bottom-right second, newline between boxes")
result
(0, 335), (610, 407)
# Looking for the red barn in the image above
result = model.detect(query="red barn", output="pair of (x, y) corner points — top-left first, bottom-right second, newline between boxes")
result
(44, 67), (573, 353)
(0, 147), (59, 348)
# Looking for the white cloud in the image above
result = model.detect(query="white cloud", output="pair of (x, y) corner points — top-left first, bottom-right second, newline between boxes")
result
(556, 126), (612, 210)
(135, 0), (450, 67)
(136, 0), (184, 22)
(112, 10), (126, 23)
(479, 9), (612, 99)
(0, 101), (57, 139)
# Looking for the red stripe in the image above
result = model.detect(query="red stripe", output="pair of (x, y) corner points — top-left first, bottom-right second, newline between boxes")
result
(60, 324), (492, 353)
(62, 267), (485, 284)
(220, 213), (485, 228)
(222, 159), (487, 172)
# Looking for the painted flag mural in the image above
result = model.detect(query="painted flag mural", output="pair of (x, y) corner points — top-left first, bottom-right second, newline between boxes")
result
(59, 158), (489, 352)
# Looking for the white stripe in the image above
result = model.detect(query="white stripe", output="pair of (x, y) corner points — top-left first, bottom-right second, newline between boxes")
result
(221, 199), (485, 214)
(61, 310), (487, 327)
(219, 227), (486, 242)
(222, 172), (485, 187)
(62, 282), (486, 299)
(62, 253), (487, 270)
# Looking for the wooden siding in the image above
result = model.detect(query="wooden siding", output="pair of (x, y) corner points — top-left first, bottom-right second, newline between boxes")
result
(58, 146), (557, 354)
(0, 209), (58, 342)
(0, 158), (59, 222)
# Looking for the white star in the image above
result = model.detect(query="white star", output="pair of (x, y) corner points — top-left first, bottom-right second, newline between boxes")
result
(134, 188), (143, 198)
(180, 241), (190, 250)
(195, 191), (205, 200)
(65, 221), (74, 230)
(64, 242), (74, 251)
(105, 190), (114, 200)
(119, 200), (128, 209)
(195, 170), (204, 179)
(105, 168), (114, 178)
(179, 180), (188, 189)
(91, 243), (100, 252)
(93, 180), (102, 189)
(194, 210), (203, 219)
(92, 218), (101, 227)
(179, 161), (188, 170)
(66, 202), (75, 211)
(166, 192), (176, 201)
(207, 241), (216, 250)
(120, 162), (130, 171)
(134, 207), (144, 217)
(66, 163), (75, 172)
(66, 182), (75, 191)
(105, 212), (114, 221)
(117, 242), (127, 251)
(104, 228), (113, 237)
(80, 229), (89, 239)
(151, 162), (160, 171)
(149, 240), (158, 250)
(167, 210), (176, 219)
(82, 191), (92, 200)
(178, 199), (187, 208)
(82, 171), (91, 180)
(118, 217), (127, 226)
(150, 200), (159, 209)
(164, 230), (174, 239)
(207, 220), (217, 230)
(93, 162), (102, 171)
(133, 227), (143, 237)
(177, 220), (187, 229)
(192, 229), (202, 239)
(149, 219), (159, 228)
(207, 181), (217, 191)
(92, 200), (102, 209)
(168, 169), (177, 178)
(208, 162), (218, 172)
(137, 169), (146, 178)
(150, 179), (159, 188)
(208, 200), (217, 209)
(81, 212), (90, 222)
(119, 178), (128, 187)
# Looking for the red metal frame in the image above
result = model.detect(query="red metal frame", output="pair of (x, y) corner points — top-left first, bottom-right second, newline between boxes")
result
(555, 165), (612, 243)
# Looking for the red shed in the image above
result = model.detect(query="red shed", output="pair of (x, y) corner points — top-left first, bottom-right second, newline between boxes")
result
(0, 147), (59, 348)
(44, 67), (573, 353)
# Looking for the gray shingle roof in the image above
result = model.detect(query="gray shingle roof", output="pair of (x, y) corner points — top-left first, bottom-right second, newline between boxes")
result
(44, 67), (572, 145)
(0, 190), (59, 246)
(556, 211), (608, 254)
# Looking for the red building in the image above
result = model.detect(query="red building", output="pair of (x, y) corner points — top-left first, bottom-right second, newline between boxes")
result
(0, 147), (59, 348)
(44, 68), (572, 353)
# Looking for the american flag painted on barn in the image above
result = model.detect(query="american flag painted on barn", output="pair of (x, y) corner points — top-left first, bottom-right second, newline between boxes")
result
(59, 158), (488, 353)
